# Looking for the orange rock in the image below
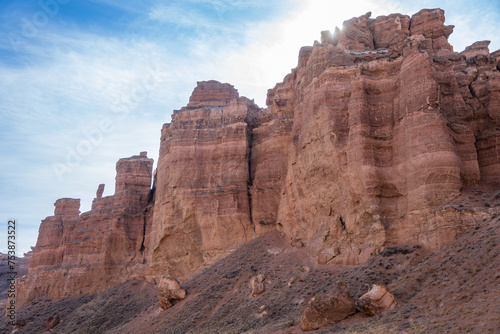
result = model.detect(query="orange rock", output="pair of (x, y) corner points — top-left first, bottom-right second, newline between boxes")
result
(21, 8), (500, 308)
(259, 9), (500, 266)
(18, 153), (154, 307)
(357, 284), (396, 316)
(149, 81), (259, 281)
(157, 275), (186, 310)
(300, 282), (356, 331)
(249, 274), (267, 297)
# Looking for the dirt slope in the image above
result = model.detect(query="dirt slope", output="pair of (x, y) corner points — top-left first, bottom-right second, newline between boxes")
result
(2, 194), (499, 333)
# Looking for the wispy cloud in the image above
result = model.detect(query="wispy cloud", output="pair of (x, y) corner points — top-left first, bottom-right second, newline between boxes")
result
(148, 4), (215, 27)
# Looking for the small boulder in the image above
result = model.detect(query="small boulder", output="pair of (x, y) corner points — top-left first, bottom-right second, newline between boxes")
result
(249, 274), (266, 297)
(291, 238), (304, 248)
(158, 275), (186, 310)
(13, 319), (26, 330)
(300, 281), (356, 331)
(46, 315), (60, 331)
(357, 284), (396, 316)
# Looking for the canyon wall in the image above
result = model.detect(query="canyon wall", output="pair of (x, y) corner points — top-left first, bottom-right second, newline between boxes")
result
(149, 9), (499, 277)
(148, 81), (259, 280)
(18, 153), (154, 306)
(263, 9), (500, 264)
(18, 8), (500, 307)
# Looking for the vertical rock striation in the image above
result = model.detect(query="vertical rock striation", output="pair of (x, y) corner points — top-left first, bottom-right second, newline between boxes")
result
(257, 8), (500, 264)
(18, 153), (154, 307)
(20, 8), (500, 306)
(149, 81), (260, 280)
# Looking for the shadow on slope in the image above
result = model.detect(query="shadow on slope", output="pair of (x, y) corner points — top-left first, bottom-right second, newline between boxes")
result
(2, 210), (499, 333)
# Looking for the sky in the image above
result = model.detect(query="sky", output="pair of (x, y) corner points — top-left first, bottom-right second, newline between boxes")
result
(1, 0), (499, 255)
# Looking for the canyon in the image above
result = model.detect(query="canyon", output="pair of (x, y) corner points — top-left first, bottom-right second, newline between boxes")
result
(4, 8), (500, 333)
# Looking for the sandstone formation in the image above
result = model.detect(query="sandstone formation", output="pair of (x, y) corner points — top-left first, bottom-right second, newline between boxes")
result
(357, 283), (396, 316)
(17, 153), (154, 307)
(157, 275), (186, 310)
(260, 8), (500, 265)
(300, 281), (356, 331)
(147, 9), (499, 278)
(17, 8), (500, 312)
(148, 81), (259, 280)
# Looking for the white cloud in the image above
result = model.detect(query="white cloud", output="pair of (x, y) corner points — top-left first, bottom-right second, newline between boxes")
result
(197, 0), (402, 105)
(149, 4), (214, 27)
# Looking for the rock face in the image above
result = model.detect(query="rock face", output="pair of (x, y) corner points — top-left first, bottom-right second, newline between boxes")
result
(20, 8), (500, 309)
(18, 153), (154, 307)
(300, 282), (356, 331)
(258, 8), (500, 265)
(357, 284), (396, 316)
(149, 81), (259, 280)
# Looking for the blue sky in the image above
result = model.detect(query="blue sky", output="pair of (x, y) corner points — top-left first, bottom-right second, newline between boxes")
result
(1, 0), (499, 255)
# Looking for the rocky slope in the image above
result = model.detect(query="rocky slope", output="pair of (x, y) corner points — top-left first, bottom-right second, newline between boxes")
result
(9, 7), (500, 332)
(2, 202), (498, 333)
(0, 251), (31, 313)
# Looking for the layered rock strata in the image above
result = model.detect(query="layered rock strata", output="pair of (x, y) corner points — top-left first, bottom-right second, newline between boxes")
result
(149, 81), (259, 280)
(261, 8), (500, 264)
(18, 153), (154, 307)
(19, 8), (500, 307)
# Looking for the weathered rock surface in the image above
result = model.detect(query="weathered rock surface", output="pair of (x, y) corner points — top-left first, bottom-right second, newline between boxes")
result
(157, 275), (186, 310)
(18, 8), (500, 314)
(357, 283), (396, 316)
(149, 81), (259, 281)
(17, 153), (154, 307)
(257, 8), (500, 265)
(300, 282), (356, 331)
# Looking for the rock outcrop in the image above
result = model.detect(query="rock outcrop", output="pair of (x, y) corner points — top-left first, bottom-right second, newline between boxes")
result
(148, 81), (259, 280)
(17, 153), (154, 307)
(258, 8), (500, 265)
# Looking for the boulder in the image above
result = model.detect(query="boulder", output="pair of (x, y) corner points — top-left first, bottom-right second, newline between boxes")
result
(158, 275), (186, 310)
(300, 282), (356, 331)
(249, 274), (266, 297)
(46, 315), (60, 331)
(357, 284), (396, 316)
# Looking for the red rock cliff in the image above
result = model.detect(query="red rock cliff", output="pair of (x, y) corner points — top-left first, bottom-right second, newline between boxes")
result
(258, 9), (500, 264)
(18, 153), (154, 306)
(20, 8), (500, 306)
(148, 9), (499, 274)
(148, 81), (260, 280)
